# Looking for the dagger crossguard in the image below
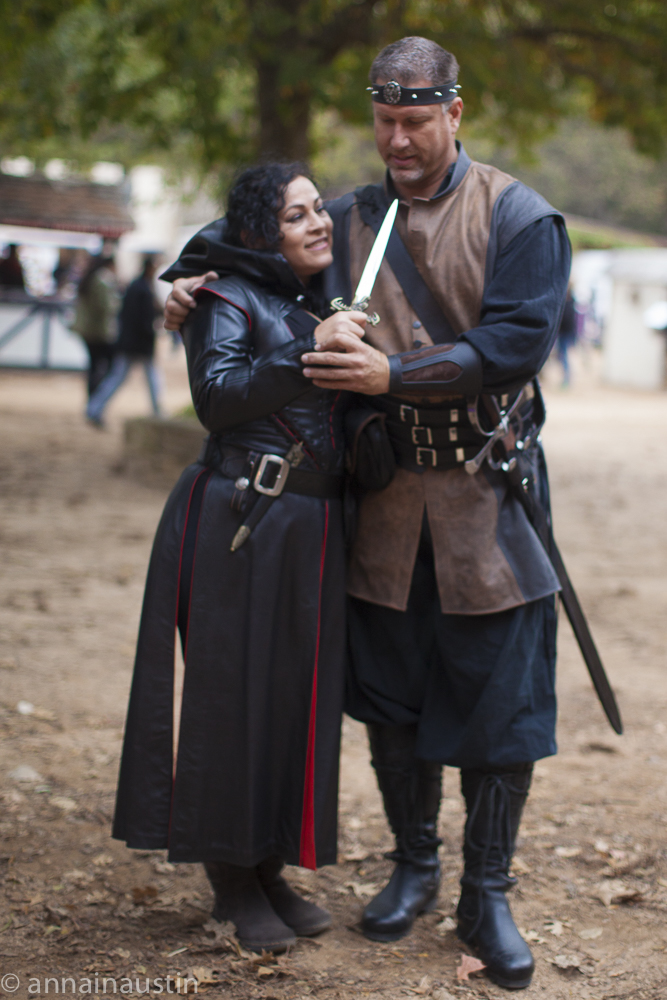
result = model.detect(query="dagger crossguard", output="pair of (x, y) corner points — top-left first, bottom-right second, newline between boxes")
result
(330, 297), (380, 327)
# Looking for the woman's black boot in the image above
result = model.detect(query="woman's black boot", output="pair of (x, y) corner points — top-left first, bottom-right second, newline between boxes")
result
(256, 857), (332, 936)
(361, 723), (442, 942)
(457, 764), (535, 990)
(204, 862), (296, 953)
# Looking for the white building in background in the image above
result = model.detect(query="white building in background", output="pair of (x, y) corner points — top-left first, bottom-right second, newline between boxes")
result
(602, 250), (667, 391)
(0, 158), (219, 368)
(116, 166), (218, 298)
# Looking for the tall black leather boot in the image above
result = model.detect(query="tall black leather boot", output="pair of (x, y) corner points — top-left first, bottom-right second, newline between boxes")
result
(256, 857), (332, 936)
(204, 862), (296, 953)
(457, 764), (534, 990)
(361, 723), (442, 942)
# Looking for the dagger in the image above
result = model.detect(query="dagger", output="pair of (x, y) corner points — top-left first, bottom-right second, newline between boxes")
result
(330, 198), (399, 327)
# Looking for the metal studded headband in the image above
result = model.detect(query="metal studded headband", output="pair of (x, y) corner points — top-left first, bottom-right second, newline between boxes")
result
(368, 80), (460, 106)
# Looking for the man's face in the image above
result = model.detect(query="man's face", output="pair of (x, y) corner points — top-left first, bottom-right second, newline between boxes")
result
(372, 79), (463, 191)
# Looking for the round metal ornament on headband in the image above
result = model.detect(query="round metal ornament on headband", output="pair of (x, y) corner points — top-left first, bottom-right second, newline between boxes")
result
(368, 80), (460, 106)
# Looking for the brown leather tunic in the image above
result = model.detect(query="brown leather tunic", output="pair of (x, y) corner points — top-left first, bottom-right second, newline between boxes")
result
(345, 157), (558, 614)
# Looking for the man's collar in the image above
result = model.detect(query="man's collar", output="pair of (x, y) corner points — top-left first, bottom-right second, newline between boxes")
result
(385, 141), (471, 202)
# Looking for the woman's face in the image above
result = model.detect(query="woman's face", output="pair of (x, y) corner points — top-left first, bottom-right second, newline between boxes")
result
(276, 176), (333, 283)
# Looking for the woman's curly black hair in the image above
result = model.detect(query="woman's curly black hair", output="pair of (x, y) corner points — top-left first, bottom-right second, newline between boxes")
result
(225, 162), (313, 251)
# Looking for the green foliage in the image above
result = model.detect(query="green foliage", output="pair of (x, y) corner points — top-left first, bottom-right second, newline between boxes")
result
(1, 0), (666, 173)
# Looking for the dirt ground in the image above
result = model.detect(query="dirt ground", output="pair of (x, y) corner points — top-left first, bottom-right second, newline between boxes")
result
(1, 342), (667, 1000)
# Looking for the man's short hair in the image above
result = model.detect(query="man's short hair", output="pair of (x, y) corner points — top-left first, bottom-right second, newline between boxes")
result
(370, 37), (459, 88)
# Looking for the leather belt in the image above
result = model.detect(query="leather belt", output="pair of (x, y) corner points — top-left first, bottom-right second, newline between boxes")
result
(373, 396), (488, 471)
(202, 439), (343, 551)
(216, 446), (343, 500)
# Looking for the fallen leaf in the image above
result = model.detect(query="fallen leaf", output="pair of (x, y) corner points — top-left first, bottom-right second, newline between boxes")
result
(657, 877), (667, 889)
(189, 967), (218, 986)
(519, 928), (546, 944)
(544, 920), (565, 936)
(201, 918), (236, 941)
(432, 991), (457, 1000)
(63, 869), (93, 885)
(594, 839), (610, 855)
(257, 967), (275, 977)
(414, 975), (431, 994)
(555, 846), (581, 858)
(456, 954), (486, 981)
(510, 857), (532, 875)
(50, 796), (77, 813)
(151, 859), (176, 874)
(595, 879), (644, 907)
(435, 917), (457, 935)
(344, 881), (378, 899)
(578, 928), (603, 940)
(551, 954), (582, 971)
(110, 948), (131, 960)
(131, 885), (158, 904)
(92, 853), (114, 867)
(83, 890), (112, 905)
(173, 976), (197, 993)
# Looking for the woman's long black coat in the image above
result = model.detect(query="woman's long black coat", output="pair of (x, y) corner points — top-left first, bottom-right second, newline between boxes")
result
(113, 244), (347, 869)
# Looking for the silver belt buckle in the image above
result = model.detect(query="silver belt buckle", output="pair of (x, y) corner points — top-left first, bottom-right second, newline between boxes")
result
(411, 426), (433, 445)
(253, 453), (291, 496)
(400, 404), (419, 424)
(416, 447), (437, 467)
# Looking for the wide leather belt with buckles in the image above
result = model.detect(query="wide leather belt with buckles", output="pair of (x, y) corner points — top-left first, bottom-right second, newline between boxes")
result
(201, 439), (344, 499)
(372, 397), (488, 471)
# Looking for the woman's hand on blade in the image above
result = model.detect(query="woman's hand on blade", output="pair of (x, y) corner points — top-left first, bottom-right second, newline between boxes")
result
(313, 311), (367, 347)
(164, 272), (218, 330)
(302, 331), (390, 394)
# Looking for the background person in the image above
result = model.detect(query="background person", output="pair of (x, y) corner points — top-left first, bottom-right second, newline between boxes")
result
(71, 253), (119, 398)
(86, 255), (164, 426)
(0, 244), (26, 290)
(555, 284), (578, 387)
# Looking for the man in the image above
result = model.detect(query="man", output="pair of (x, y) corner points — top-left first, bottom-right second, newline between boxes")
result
(164, 36), (570, 990)
(86, 254), (163, 426)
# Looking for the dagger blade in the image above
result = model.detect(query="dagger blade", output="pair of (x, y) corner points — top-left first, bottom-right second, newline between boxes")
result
(351, 198), (399, 307)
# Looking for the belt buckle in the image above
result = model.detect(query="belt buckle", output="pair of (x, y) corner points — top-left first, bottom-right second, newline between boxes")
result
(253, 453), (291, 496)
(400, 404), (419, 424)
(411, 426), (433, 445)
(416, 447), (437, 467)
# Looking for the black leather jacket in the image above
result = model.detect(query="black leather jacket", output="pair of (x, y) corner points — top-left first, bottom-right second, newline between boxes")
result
(181, 239), (347, 475)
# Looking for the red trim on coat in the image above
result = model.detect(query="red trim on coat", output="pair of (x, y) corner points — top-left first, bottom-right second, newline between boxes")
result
(299, 501), (329, 870)
(272, 413), (319, 468)
(195, 287), (252, 331)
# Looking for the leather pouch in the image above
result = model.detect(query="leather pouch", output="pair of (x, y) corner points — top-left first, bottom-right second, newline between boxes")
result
(344, 404), (396, 493)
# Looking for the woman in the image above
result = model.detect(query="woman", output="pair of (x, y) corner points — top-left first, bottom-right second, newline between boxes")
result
(112, 163), (367, 953)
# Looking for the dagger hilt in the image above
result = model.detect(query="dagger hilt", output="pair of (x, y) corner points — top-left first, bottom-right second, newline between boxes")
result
(330, 297), (380, 327)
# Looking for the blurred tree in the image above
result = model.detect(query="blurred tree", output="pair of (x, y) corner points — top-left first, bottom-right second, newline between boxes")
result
(466, 116), (667, 236)
(1, 0), (666, 173)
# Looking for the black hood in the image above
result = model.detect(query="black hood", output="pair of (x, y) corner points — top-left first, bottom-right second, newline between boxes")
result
(160, 217), (328, 314)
